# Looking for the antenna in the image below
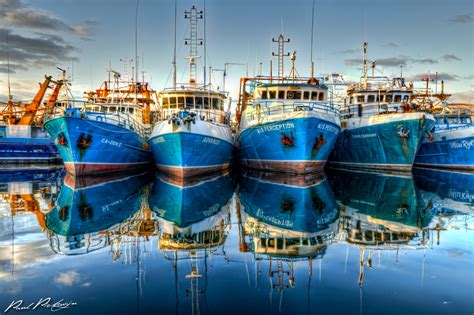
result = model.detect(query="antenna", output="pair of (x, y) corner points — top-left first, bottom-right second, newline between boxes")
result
(203, 0), (207, 87)
(184, 5), (203, 86)
(172, 0), (177, 89)
(6, 32), (12, 103)
(134, 0), (139, 102)
(362, 42), (368, 89)
(272, 34), (290, 78)
(310, 0), (316, 73)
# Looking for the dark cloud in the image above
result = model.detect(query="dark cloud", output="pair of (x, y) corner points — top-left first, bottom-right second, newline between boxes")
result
(344, 57), (407, 67)
(406, 72), (460, 82)
(383, 42), (398, 48)
(0, 28), (79, 73)
(412, 58), (438, 64)
(441, 54), (462, 62)
(449, 13), (473, 23)
(0, 0), (92, 35)
(0, 63), (27, 73)
(337, 48), (359, 55)
(345, 55), (440, 68)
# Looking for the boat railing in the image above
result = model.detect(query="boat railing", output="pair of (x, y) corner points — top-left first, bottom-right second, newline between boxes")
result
(244, 100), (339, 120)
(158, 108), (231, 126)
(45, 100), (151, 138)
(339, 102), (430, 119)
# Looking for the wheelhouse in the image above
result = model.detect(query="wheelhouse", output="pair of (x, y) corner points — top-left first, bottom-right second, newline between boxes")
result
(158, 89), (229, 125)
(254, 83), (328, 102)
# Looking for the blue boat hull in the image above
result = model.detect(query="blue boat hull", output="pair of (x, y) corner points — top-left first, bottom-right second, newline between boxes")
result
(236, 117), (340, 173)
(329, 116), (435, 172)
(0, 137), (60, 163)
(148, 132), (234, 177)
(414, 134), (474, 171)
(44, 116), (152, 175)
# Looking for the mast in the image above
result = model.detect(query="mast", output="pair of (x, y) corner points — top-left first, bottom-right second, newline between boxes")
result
(310, 0), (315, 76)
(172, 0), (177, 89)
(203, 0), (207, 88)
(184, 5), (203, 86)
(134, 0), (140, 103)
(362, 42), (368, 89)
(6, 32), (13, 114)
(272, 34), (290, 78)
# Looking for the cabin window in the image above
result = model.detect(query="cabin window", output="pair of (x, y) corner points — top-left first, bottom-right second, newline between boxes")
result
(186, 97), (194, 109)
(318, 92), (324, 101)
(109, 106), (116, 112)
(461, 117), (471, 124)
(303, 91), (310, 100)
(129, 108), (134, 114)
(403, 95), (409, 102)
(269, 91), (276, 99)
(120, 107), (126, 112)
(357, 95), (365, 103)
(386, 94), (393, 103)
(219, 99), (224, 111)
(212, 98), (219, 110)
(448, 117), (457, 125)
(195, 97), (203, 109)
(394, 95), (402, 103)
(349, 97), (353, 104)
(377, 95), (383, 102)
(177, 97), (185, 108)
(278, 90), (286, 99)
(162, 97), (169, 109)
(311, 92), (319, 100)
(367, 95), (375, 103)
(261, 91), (268, 99)
(287, 91), (301, 100)
(204, 97), (210, 109)
(169, 96), (177, 108)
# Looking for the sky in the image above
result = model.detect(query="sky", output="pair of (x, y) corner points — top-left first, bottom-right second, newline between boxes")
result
(0, 0), (473, 104)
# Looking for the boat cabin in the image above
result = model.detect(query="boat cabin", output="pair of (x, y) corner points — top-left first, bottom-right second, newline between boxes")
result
(254, 83), (328, 102)
(160, 90), (226, 111)
(158, 89), (228, 125)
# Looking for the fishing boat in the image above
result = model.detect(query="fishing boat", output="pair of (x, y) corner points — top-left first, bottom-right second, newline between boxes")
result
(0, 76), (61, 164)
(147, 5), (233, 177)
(328, 42), (436, 172)
(235, 34), (340, 174)
(415, 107), (474, 171)
(44, 69), (155, 175)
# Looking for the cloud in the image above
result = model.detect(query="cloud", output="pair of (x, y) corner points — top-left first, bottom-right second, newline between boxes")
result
(54, 271), (81, 286)
(384, 42), (398, 48)
(450, 91), (474, 103)
(441, 54), (462, 62)
(412, 58), (438, 64)
(0, 0), (92, 35)
(344, 55), (440, 68)
(337, 48), (359, 55)
(406, 72), (460, 82)
(449, 13), (474, 24)
(0, 28), (79, 73)
(344, 57), (407, 67)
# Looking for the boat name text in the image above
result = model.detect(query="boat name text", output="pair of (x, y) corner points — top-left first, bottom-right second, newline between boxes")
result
(256, 122), (295, 134)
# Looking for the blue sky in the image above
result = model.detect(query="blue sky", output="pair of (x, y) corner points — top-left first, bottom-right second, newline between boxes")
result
(1, 0), (473, 102)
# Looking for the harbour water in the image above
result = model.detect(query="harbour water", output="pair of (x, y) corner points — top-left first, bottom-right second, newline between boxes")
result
(0, 166), (472, 315)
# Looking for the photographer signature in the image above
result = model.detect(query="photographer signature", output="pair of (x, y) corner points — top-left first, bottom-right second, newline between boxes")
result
(4, 298), (77, 313)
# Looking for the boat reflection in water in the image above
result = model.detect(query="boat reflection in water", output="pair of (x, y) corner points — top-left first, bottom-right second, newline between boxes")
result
(413, 167), (474, 241)
(327, 168), (434, 285)
(237, 170), (339, 310)
(0, 166), (63, 283)
(45, 171), (152, 255)
(148, 172), (234, 314)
